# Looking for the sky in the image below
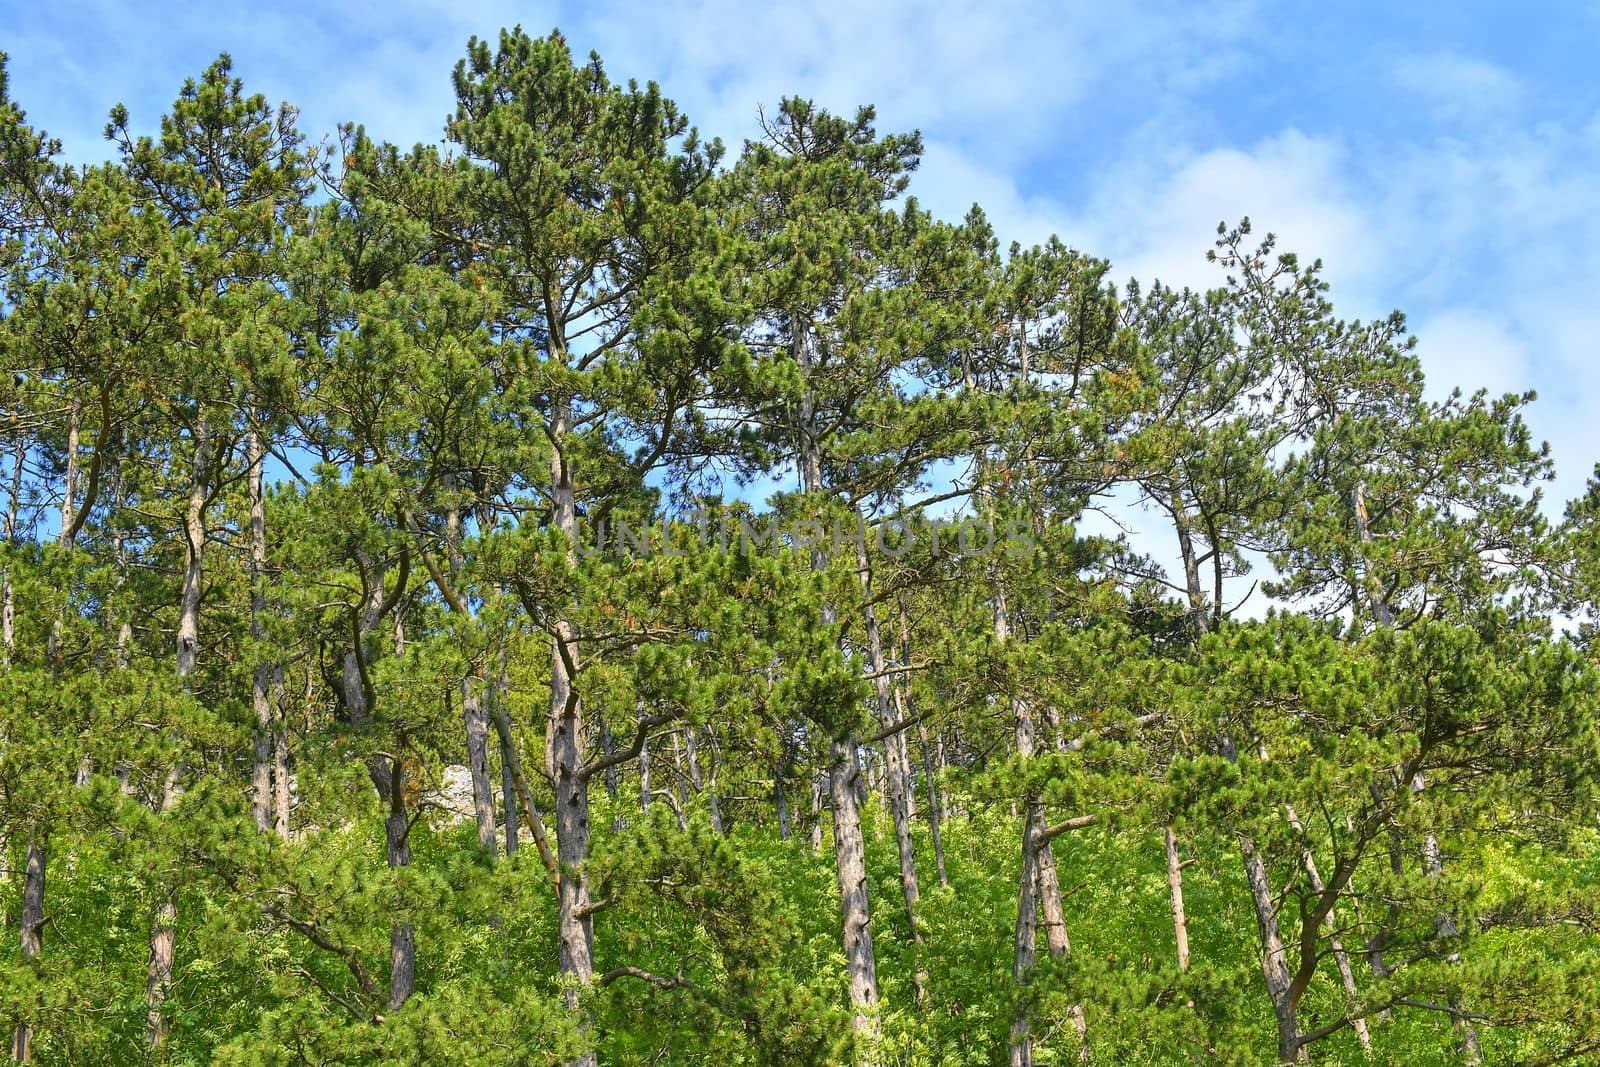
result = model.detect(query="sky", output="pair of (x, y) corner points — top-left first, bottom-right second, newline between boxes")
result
(3, 1), (1598, 594)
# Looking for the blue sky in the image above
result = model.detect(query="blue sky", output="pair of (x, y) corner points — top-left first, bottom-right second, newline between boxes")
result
(4, 0), (1598, 516)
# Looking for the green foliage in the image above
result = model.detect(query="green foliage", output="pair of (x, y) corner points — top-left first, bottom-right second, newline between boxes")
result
(0, 32), (1595, 1067)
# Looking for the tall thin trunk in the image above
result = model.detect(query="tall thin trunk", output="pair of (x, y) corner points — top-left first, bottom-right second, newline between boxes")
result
(248, 428), (274, 832)
(1010, 814), (1042, 1067)
(488, 701), (558, 883)
(175, 422), (208, 678)
(110, 462), (132, 667)
(810, 774), (824, 853)
(386, 755), (415, 1012)
(501, 738), (520, 855)
(1221, 735), (1302, 1063)
(598, 711), (619, 801)
(59, 400), (80, 543)
(46, 398), (79, 662)
(12, 836), (45, 1061)
(1285, 804), (1371, 1055)
(463, 676), (498, 854)
(638, 730), (652, 818)
(684, 726), (723, 833)
(1350, 482), (1393, 627)
(1417, 776), (1481, 1064)
(145, 419), (208, 1047)
(489, 591), (519, 857)
(272, 667), (290, 840)
(1001, 583), (1087, 1063)
(547, 399), (598, 1067)
(829, 735), (879, 1048)
(1164, 826), (1191, 972)
(919, 723), (948, 887)
(145, 772), (180, 1047)
(15, 403), (77, 1059)
(858, 532), (920, 927)
(668, 732), (689, 831)
(855, 531), (922, 1000)
(897, 602), (947, 888)
(795, 322), (879, 1058)
(774, 737), (792, 840)
(2, 434), (24, 661)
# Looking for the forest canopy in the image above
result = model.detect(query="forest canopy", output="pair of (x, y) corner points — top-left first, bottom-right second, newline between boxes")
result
(1, 26), (1599, 1067)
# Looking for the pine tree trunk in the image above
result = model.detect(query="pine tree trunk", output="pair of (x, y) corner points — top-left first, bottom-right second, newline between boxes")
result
(148, 422), (210, 1047)
(790, 315), (882, 1053)
(774, 738), (791, 840)
(1212, 736), (1301, 1063)
(810, 774), (824, 853)
(145, 772), (181, 1048)
(1010, 813), (1041, 1067)
(919, 722), (948, 887)
(829, 734), (880, 1056)
(272, 667), (290, 840)
(488, 702), (558, 882)
(462, 676), (498, 854)
(638, 729), (652, 817)
(1283, 804), (1371, 1055)
(548, 400), (598, 1067)
(489, 594), (519, 856)
(501, 740), (520, 854)
(175, 423), (208, 679)
(384, 754), (415, 1012)
(145, 890), (177, 1046)
(857, 533), (921, 952)
(999, 582), (1088, 1061)
(249, 429), (274, 833)
(1164, 826), (1191, 971)
(550, 617), (595, 1065)
(1416, 777), (1481, 1063)
(684, 726), (723, 833)
(12, 835), (46, 1061)
(2, 435), (23, 662)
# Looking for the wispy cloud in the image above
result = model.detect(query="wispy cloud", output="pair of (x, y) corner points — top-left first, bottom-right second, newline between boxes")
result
(5, 0), (1595, 508)
(1390, 50), (1524, 120)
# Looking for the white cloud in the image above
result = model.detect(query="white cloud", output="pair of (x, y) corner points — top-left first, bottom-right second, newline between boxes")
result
(1411, 311), (1531, 401)
(7, 1), (1596, 521)
(1060, 129), (1373, 296)
(1390, 51), (1524, 121)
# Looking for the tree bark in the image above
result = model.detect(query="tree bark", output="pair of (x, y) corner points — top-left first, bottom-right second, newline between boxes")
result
(1164, 826), (1191, 972)
(1222, 730), (1301, 1064)
(638, 729), (652, 818)
(248, 428), (274, 832)
(12, 835), (46, 1061)
(145, 772), (180, 1047)
(462, 675), (498, 854)
(829, 735), (880, 1051)
(794, 316), (880, 1057)
(683, 726), (723, 833)
(147, 421), (210, 1046)
(385, 754), (415, 1012)
(1416, 776), (1481, 1064)
(855, 531), (921, 963)
(1000, 583), (1088, 1063)
(547, 398), (598, 1067)
(1283, 805), (1371, 1055)
(272, 667), (291, 840)
(1010, 813), (1042, 1067)
(919, 722), (948, 888)
(1, 435), (23, 661)
(175, 422), (209, 679)
(774, 737), (791, 840)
